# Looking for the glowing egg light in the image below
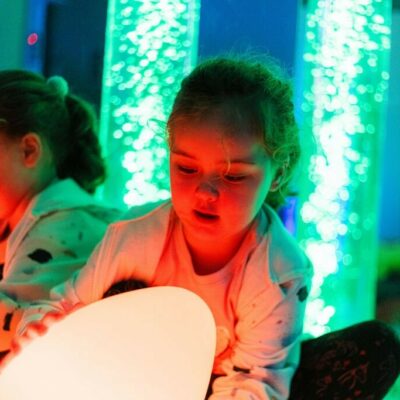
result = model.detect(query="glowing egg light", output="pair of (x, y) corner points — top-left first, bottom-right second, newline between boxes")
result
(0, 287), (216, 400)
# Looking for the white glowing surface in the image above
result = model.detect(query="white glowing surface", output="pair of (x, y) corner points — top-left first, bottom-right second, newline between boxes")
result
(0, 287), (216, 400)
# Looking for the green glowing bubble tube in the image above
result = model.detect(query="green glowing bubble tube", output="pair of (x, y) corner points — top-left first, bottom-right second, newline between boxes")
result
(99, 0), (200, 208)
(297, 0), (392, 337)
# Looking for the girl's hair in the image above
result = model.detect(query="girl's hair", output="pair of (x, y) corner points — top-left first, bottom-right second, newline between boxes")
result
(0, 69), (105, 193)
(167, 56), (300, 209)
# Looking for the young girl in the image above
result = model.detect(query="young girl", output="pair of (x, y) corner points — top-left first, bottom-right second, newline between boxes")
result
(15, 58), (312, 399)
(0, 70), (120, 354)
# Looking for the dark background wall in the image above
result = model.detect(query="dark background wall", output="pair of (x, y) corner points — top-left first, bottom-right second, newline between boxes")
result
(197, 0), (297, 72)
(43, 0), (108, 107)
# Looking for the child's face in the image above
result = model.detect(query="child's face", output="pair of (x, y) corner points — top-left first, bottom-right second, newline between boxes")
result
(169, 120), (277, 246)
(0, 133), (30, 222)
(0, 132), (48, 227)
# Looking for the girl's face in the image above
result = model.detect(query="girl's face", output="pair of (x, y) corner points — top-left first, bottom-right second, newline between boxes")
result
(169, 119), (277, 247)
(0, 131), (54, 229)
(0, 133), (31, 224)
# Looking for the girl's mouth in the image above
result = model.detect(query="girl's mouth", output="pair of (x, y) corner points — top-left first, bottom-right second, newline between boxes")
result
(193, 210), (219, 221)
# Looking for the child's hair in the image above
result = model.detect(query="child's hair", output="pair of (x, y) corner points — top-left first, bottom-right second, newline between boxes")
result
(0, 69), (105, 194)
(167, 56), (300, 209)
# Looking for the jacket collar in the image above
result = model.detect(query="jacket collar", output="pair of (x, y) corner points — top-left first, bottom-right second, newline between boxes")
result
(263, 204), (311, 283)
(29, 179), (102, 217)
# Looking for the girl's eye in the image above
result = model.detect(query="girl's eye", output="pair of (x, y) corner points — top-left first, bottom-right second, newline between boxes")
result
(223, 174), (247, 182)
(178, 165), (197, 174)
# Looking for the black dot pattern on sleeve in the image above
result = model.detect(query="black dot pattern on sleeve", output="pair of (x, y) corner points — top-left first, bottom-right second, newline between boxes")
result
(22, 267), (35, 275)
(63, 249), (78, 259)
(297, 286), (309, 302)
(233, 365), (251, 374)
(2, 312), (13, 331)
(27, 249), (53, 264)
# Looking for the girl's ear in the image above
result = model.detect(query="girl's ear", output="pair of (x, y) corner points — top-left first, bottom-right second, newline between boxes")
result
(270, 163), (288, 193)
(20, 133), (43, 168)
(270, 175), (282, 192)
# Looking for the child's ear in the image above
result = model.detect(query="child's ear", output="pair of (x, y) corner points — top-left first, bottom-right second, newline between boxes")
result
(270, 176), (282, 192)
(270, 165), (287, 193)
(20, 133), (43, 168)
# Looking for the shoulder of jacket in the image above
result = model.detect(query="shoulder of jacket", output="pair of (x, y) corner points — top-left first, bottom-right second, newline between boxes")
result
(30, 179), (118, 217)
(106, 201), (172, 246)
(264, 205), (313, 283)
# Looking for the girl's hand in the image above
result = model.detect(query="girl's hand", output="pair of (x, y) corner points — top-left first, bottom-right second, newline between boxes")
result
(10, 311), (66, 357)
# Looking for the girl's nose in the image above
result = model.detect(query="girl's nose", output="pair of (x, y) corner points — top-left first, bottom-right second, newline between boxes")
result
(195, 180), (219, 202)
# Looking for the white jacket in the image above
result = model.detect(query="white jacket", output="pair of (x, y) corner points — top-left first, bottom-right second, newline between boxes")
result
(18, 201), (312, 399)
(0, 179), (120, 350)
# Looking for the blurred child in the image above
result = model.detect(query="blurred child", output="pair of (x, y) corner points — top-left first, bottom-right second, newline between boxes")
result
(0, 70), (120, 353)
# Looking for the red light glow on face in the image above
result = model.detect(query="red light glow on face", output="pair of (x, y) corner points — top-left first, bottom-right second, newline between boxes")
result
(27, 33), (39, 46)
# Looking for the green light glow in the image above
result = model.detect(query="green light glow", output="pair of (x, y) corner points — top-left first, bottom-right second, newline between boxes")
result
(100, 0), (200, 208)
(297, 0), (392, 337)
